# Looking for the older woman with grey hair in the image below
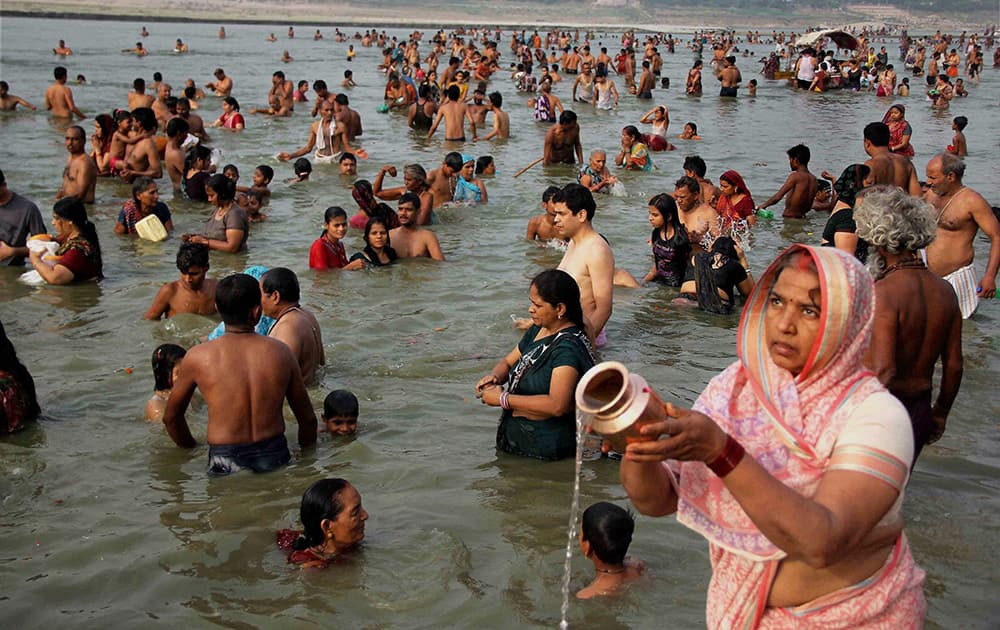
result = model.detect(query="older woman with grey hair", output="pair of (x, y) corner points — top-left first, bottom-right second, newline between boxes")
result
(855, 185), (963, 462)
(372, 162), (434, 224)
(114, 176), (173, 235)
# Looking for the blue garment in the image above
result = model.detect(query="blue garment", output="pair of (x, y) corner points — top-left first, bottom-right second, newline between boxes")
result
(453, 176), (482, 203)
(207, 265), (275, 340)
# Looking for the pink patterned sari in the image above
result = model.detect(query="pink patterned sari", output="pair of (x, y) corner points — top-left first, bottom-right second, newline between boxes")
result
(669, 245), (925, 629)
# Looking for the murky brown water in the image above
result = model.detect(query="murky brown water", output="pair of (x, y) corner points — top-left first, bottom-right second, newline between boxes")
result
(1, 17), (998, 628)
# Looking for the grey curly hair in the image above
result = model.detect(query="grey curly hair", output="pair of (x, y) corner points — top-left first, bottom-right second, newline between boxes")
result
(403, 163), (428, 186)
(855, 186), (937, 275)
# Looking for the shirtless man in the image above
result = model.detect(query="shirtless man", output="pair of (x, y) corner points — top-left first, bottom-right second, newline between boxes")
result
(426, 152), (463, 208)
(863, 122), (921, 196)
(467, 88), (489, 128)
(53, 40), (73, 55)
(923, 153), (1000, 318)
(55, 126), (97, 204)
(854, 187), (962, 461)
(0, 81), (36, 111)
(333, 94), (363, 141)
(261, 268), (326, 386)
(252, 71), (294, 116)
(128, 77), (155, 110)
(682, 155), (716, 205)
(543, 110), (583, 165)
(277, 100), (354, 163)
(673, 175), (719, 254)
(205, 68), (233, 97)
(163, 274), (318, 475)
(427, 85), (477, 142)
(718, 56), (741, 97)
(482, 91), (509, 141)
(636, 61), (655, 98)
(151, 83), (172, 129)
(526, 185), (562, 241)
(45, 66), (85, 119)
(163, 117), (189, 193)
(310, 80), (332, 117)
(175, 98), (207, 141)
(756, 144), (818, 219)
(553, 183), (614, 345)
(145, 243), (218, 320)
(389, 193), (445, 260)
(118, 108), (162, 182)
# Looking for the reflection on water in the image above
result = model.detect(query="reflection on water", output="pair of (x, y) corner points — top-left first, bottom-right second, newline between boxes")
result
(1, 16), (998, 627)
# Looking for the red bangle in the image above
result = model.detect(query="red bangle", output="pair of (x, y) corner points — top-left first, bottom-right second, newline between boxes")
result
(706, 434), (745, 478)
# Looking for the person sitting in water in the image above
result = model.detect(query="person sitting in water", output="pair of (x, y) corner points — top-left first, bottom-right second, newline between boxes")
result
(115, 177), (172, 235)
(475, 269), (596, 460)
(260, 267), (326, 386)
(526, 186), (563, 242)
(345, 218), (398, 269)
(322, 390), (359, 436)
(616, 125), (653, 171)
(28, 197), (103, 284)
(678, 121), (701, 140)
(388, 193), (445, 260)
(163, 273), (318, 476)
(715, 170), (756, 226)
(0, 319), (41, 434)
(577, 150), (618, 194)
(453, 155), (488, 203)
(276, 478), (368, 568)
(309, 207), (350, 270)
(145, 243), (218, 320)
(577, 502), (645, 599)
(678, 236), (754, 315)
(146, 344), (186, 422)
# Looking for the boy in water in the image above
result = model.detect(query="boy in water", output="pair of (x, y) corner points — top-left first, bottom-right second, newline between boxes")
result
(322, 390), (359, 435)
(526, 186), (563, 242)
(947, 116), (968, 157)
(577, 502), (645, 599)
(144, 243), (218, 320)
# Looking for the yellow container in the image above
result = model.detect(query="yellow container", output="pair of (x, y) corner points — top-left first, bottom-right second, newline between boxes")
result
(135, 215), (168, 242)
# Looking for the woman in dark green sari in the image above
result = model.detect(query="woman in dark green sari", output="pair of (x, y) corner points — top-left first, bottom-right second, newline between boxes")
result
(476, 270), (596, 460)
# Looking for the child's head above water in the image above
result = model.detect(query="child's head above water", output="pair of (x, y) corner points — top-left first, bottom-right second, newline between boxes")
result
(323, 389), (359, 435)
(222, 163), (239, 181)
(293, 158), (312, 181)
(255, 164), (275, 186)
(152, 343), (186, 392)
(581, 502), (635, 566)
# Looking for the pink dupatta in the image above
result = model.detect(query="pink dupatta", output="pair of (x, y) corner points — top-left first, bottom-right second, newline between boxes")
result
(670, 245), (921, 628)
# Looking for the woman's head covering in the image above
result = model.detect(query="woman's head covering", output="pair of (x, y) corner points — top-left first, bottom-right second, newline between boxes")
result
(351, 179), (376, 213)
(674, 245), (894, 561)
(882, 103), (905, 124)
(719, 170), (751, 196)
(832, 164), (871, 208)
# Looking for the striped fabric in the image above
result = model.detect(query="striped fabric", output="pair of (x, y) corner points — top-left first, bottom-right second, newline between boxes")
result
(943, 262), (979, 319)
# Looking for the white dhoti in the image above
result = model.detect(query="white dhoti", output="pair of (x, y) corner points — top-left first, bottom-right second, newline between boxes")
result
(943, 263), (979, 319)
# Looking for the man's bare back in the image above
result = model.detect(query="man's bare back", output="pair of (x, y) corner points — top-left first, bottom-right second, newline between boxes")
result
(128, 92), (155, 110)
(269, 307), (325, 386)
(164, 333), (317, 447)
(866, 154), (920, 195)
(869, 269), (961, 397)
(45, 82), (83, 119)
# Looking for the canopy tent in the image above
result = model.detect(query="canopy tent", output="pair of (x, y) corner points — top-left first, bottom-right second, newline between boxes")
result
(795, 30), (859, 51)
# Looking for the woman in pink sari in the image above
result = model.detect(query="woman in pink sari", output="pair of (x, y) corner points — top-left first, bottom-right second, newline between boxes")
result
(621, 244), (925, 629)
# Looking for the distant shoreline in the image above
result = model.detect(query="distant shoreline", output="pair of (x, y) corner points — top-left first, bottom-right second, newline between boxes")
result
(1, 3), (991, 33)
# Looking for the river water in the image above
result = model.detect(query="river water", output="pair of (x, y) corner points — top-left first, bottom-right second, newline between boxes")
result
(1, 17), (998, 628)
